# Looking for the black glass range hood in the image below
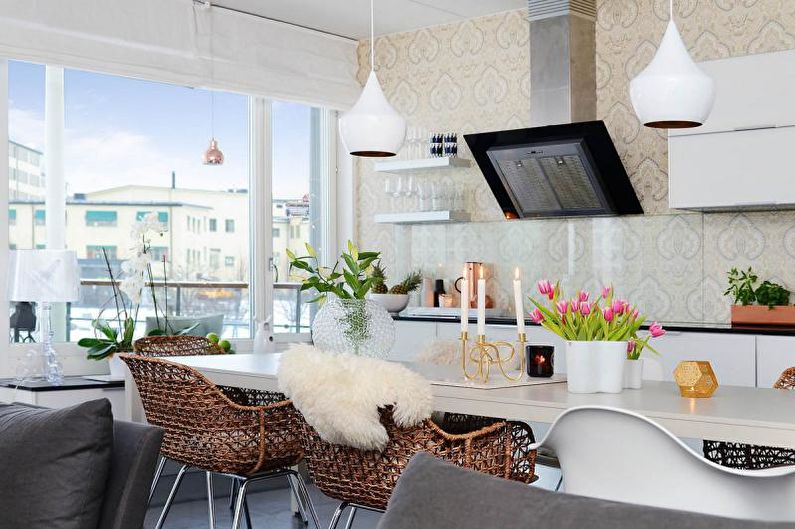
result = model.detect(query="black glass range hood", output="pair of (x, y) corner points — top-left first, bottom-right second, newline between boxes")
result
(464, 121), (642, 219)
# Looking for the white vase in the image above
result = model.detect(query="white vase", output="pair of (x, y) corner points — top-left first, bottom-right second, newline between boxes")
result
(623, 358), (644, 389)
(565, 340), (627, 394)
(108, 353), (126, 379)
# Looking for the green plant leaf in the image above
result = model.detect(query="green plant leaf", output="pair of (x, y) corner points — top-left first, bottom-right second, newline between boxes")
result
(77, 337), (104, 348)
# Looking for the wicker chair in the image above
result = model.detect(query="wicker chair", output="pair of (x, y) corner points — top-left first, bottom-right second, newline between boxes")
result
(133, 334), (226, 357)
(300, 406), (537, 529)
(122, 354), (320, 529)
(704, 367), (795, 469)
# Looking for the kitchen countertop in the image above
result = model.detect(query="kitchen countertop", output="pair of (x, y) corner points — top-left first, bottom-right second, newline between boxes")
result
(393, 314), (795, 336)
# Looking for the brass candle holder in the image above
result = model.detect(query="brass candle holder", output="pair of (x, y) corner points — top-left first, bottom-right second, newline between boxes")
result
(460, 331), (527, 384)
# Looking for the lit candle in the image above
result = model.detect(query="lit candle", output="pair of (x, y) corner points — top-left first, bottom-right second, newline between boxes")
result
(477, 266), (486, 336)
(513, 267), (525, 335)
(460, 267), (469, 333)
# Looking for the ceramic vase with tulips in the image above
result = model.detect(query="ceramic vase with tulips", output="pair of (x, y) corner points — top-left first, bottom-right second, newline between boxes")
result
(530, 282), (665, 394)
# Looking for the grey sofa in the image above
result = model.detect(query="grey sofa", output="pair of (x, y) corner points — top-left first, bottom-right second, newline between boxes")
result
(0, 399), (163, 529)
(377, 453), (795, 529)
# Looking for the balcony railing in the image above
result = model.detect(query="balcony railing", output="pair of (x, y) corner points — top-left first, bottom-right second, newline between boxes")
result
(21, 279), (312, 343)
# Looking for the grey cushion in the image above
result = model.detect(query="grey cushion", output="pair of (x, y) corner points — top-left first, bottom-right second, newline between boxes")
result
(0, 399), (114, 529)
(98, 420), (163, 529)
(378, 453), (795, 529)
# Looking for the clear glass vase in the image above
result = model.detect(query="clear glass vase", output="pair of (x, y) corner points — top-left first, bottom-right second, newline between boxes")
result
(312, 298), (395, 358)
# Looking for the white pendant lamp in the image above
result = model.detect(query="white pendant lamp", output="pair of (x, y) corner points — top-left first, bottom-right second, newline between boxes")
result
(629, 0), (715, 129)
(339, 0), (406, 157)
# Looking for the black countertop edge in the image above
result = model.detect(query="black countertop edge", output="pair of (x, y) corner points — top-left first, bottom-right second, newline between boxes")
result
(0, 376), (124, 392)
(393, 315), (795, 337)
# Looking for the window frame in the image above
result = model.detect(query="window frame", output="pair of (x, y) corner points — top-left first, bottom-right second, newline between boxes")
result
(2, 62), (345, 376)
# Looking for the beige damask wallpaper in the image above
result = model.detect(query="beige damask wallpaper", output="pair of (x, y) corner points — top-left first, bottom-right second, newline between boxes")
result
(354, 3), (795, 325)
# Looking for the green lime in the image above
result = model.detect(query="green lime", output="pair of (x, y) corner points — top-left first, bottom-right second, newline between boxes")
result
(206, 332), (220, 344)
(218, 339), (232, 352)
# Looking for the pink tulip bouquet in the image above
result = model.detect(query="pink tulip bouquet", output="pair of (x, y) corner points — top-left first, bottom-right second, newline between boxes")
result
(530, 280), (665, 359)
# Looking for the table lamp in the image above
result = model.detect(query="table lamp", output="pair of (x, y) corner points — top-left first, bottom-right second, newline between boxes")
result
(8, 250), (80, 385)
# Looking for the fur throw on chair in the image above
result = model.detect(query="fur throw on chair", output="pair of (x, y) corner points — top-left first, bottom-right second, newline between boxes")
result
(278, 344), (433, 451)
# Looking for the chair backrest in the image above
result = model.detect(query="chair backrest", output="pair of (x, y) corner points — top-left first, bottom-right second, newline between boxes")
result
(132, 335), (225, 357)
(120, 354), (265, 475)
(539, 406), (795, 522)
(774, 368), (795, 390)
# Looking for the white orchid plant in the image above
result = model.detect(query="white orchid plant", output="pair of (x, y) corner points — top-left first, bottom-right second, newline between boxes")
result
(79, 213), (185, 360)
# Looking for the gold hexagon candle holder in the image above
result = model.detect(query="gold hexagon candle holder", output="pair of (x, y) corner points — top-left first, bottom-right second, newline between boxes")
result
(674, 361), (719, 398)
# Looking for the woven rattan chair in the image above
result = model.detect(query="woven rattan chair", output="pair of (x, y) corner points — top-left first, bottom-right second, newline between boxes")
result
(133, 334), (226, 357)
(300, 406), (537, 529)
(122, 354), (320, 529)
(704, 367), (795, 469)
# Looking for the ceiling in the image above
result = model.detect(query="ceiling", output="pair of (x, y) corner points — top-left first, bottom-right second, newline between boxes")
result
(212, 0), (527, 40)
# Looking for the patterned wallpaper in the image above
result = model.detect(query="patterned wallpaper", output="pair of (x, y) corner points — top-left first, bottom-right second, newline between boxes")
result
(354, 3), (795, 325)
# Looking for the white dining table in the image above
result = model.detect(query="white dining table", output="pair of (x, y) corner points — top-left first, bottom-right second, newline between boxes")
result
(125, 353), (795, 449)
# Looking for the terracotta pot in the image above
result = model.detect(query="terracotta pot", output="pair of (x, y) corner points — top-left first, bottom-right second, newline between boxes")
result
(731, 305), (795, 326)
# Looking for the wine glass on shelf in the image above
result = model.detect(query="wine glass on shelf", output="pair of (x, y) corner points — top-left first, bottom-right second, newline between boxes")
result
(392, 175), (405, 212)
(384, 175), (396, 211)
(416, 180), (430, 211)
(403, 175), (416, 211)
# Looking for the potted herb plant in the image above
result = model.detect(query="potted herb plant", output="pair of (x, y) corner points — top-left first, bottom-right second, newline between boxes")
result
(530, 282), (664, 393)
(288, 241), (395, 358)
(725, 267), (795, 326)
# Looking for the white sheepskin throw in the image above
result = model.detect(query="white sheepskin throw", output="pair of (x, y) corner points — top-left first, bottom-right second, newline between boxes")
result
(277, 345), (433, 451)
(416, 339), (460, 366)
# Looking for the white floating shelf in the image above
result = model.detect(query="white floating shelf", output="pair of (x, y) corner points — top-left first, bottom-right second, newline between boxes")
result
(374, 157), (471, 173)
(374, 210), (470, 225)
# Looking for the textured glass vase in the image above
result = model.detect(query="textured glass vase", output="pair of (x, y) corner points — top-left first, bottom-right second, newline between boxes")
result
(312, 298), (395, 358)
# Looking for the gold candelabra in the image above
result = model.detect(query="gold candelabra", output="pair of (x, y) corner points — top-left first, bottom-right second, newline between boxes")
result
(460, 331), (527, 384)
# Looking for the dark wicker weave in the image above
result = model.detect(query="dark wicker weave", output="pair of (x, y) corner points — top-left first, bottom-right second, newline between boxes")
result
(704, 367), (795, 469)
(300, 407), (536, 511)
(133, 334), (225, 357)
(121, 354), (302, 476)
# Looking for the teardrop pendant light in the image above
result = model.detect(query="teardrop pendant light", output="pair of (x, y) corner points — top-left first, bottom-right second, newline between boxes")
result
(339, 0), (406, 157)
(629, 0), (715, 129)
(202, 2), (224, 165)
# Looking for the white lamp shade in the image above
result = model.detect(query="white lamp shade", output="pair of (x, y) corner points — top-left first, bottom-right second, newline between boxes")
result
(8, 249), (80, 302)
(339, 70), (406, 157)
(629, 20), (715, 129)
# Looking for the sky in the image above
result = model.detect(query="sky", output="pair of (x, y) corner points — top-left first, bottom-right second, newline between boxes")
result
(8, 60), (313, 198)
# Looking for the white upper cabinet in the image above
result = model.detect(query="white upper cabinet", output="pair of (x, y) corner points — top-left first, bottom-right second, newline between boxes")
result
(668, 49), (795, 210)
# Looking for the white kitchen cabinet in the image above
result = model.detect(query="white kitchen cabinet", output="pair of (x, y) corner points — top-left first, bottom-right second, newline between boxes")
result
(642, 331), (756, 387)
(668, 49), (795, 210)
(756, 336), (795, 388)
(390, 320), (438, 362)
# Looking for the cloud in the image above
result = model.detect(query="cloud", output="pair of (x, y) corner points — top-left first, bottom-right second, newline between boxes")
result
(8, 106), (45, 150)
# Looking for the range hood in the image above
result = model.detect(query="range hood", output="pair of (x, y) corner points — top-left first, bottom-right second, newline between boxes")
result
(464, 0), (642, 219)
(464, 121), (642, 218)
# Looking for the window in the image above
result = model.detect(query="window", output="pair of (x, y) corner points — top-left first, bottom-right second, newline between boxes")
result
(136, 211), (168, 223)
(85, 210), (118, 227)
(34, 209), (45, 226)
(7, 60), (332, 345)
(86, 245), (118, 260)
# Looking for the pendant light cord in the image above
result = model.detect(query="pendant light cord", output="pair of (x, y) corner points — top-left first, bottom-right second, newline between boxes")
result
(370, 0), (375, 71)
(670, 0), (673, 20)
(209, 1), (215, 139)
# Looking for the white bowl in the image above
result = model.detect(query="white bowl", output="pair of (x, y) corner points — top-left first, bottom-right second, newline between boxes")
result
(367, 293), (410, 315)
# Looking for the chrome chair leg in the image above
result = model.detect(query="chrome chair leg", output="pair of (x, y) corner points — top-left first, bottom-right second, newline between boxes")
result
(154, 464), (189, 529)
(244, 496), (253, 529)
(206, 472), (216, 529)
(231, 479), (251, 529)
(328, 502), (349, 529)
(290, 470), (322, 529)
(554, 475), (563, 492)
(287, 474), (309, 524)
(228, 477), (237, 510)
(148, 456), (167, 504)
(342, 506), (357, 529)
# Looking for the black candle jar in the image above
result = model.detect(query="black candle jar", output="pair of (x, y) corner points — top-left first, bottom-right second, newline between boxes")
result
(526, 345), (554, 378)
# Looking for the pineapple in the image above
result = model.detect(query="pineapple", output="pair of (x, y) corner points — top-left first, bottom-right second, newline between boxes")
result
(370, 261), (389, 294)
(390, 270), (423, 295)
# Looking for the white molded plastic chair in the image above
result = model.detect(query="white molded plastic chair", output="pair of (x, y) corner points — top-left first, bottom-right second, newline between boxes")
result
(533, 406), (795, 522)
